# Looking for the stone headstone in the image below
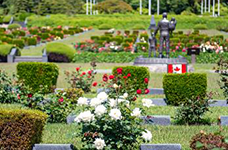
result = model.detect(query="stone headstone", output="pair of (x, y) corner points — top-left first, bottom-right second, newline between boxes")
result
(149, 89), (164, 95)
(140, 144), (182, 150)
(142, 115), (171, 126)
(33, 144), (74, 150)
(151, 99), (167, 106)
(67, 115), (76, 124)
(220, 116), (228, 126)
(209, 100), (228, 107)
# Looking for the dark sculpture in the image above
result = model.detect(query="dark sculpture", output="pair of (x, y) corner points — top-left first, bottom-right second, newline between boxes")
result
(148, 15), (157, 58)
(154, 12), (177, 58)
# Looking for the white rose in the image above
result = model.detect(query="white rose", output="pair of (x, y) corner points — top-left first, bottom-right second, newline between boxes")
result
(131, 108), (141, 117)
(123, 93), (128, 99)
(75, 111), (95, 123)
(113, 84), (119, 89)
(109, 109), (122, 120)
(97, 92), (108, 102)
(94, 138), (106, 150)
(142, 130), (152, 142)
(142, 99), (155, 108)
(109, 98), (117, 107)
(90, 98), (103, 107)
(95, 105), (107, 116)
(77, 97), (88, 106)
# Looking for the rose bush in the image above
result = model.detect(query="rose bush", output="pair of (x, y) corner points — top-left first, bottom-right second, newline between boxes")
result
(65, 62), (97, 93)
(74, 71), (152, 149)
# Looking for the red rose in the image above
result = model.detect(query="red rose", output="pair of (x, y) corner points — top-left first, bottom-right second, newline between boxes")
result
(17, 94), (20, 100)
(117, 68), (123, 74)
(92, 82), (97, 87)
(145, 89), (150, 94)
(137, 89), (142, 94)
(59, 97), (64, 103)
(82, 72), (86, 76)
(132, 97), (137, 101)
(123, 76), (127, 79)
(127, 73), (131, 77)
(144, 78), (149, 84)
(103, 74), (108, 82)
(109, 75), (114, 79)
(88, 70), (92, 75)
(28, 94), (33, 98)
(76, 67), (80, 72)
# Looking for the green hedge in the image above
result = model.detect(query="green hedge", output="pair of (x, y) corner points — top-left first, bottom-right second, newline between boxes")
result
(46, 43), (75, 62)
(0, 108), (47, 149)
(13, 39), (25, 48)
(112, 66), (150, 90)
(17, 62), (59, 93)
(72, 52), (147, 63)
(8, 24), (21, 30)
(163, 73), (207, 106)
(0, 44), (16, 56)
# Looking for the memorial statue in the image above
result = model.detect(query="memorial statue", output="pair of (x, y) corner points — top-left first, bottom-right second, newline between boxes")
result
(148, 15), (157, 58)
(154, 12), (177, 58)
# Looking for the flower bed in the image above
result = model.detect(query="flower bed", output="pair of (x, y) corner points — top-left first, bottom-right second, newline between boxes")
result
(0, 26), (92, 49)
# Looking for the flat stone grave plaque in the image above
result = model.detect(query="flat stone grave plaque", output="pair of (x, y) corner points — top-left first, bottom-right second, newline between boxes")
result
(140, 144), (182, 150)
(33, 144), (74, 150)
(142, 115), (171, 126)
(220, 116), (228, 126)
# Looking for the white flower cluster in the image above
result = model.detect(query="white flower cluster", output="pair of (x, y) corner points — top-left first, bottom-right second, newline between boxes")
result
(142, 99), (155, 108)
(142, 130), (152, 141)
(75, 111), (95, 123)
(94, 138), (106, 150)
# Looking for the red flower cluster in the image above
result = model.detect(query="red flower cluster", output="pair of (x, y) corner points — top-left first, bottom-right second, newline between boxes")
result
(59, 97), (64, 103)
(103, 74), (108, 82)
(76, 67), (80, 72)
(117, 68), (123, 74)
(137, 89), (150, 94)
(28, 94), (33, 98)
(144, 78), (149, 84)
(109, 75), (114, 79)
(93, 82), (97, 87)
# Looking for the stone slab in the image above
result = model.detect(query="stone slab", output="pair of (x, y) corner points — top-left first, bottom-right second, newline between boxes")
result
(220, 116), (228, 126)
(209, 100), (228, 107)
(33, 144), (74, 150)
(151, 99), (167, 106)
(143, 115), (171, 126)
(149, 88), (164, 95)
(140, 144), (182, 150)
(67, 115), (76, 124)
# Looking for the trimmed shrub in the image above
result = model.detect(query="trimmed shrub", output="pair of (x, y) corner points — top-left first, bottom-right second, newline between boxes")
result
(0, 108), (47, 149)
(46, 43), (75, 62)
(27, 38), (37, 46)
(91, 36), (99, 41)
(1, 37), (13, 44)
(17, 62), (59, 93)
(112, 66), (150, 90)
(8, 24), (21, 30)
(140, 33), (149, 41)
(124, 38), (134, 43)
(56, 32), (64, 39)
(193, 24), (208, 30)
(29, 29), (39, 35)
(163, 73), (207, 106)
(112, 36), (123, 45)
(41, 33), (50, 40)
(13, 39), (25, 48)
(3, 15), (12, 24)
(137, 42), (149, 52)
(0, 44), (15, 56)
(98, 24), (112, 30)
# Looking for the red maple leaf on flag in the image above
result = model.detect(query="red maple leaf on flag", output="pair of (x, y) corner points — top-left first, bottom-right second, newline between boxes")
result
(174, 67), (180, 72)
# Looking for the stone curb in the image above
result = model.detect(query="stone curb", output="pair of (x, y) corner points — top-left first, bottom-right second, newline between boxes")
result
(140, 144), (182, 150)
(33, 144), (74, 150)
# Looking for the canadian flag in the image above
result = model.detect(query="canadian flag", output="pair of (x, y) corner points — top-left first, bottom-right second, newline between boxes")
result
(168, 64), (187, 74)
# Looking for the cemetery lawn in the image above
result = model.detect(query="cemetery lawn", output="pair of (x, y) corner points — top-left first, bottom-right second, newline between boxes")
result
(0, 63), (225, 99)
(42, 106), (228, 150)
(1, 104), (226, 150)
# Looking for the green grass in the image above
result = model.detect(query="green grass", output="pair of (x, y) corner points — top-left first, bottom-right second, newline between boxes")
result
(0, 63), (225, 99)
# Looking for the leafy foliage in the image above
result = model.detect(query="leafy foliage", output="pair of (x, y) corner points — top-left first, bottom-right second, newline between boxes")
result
(174, 94), (212, 125)
(96, 0), (133, 14)
(0, 107), (47, 149)
(17, 62), (59, 93)
(190, 130), (228, 150)
(65, 62), (97, 93)
(112, 66), (150, 91)
(163, 73), (207, 106)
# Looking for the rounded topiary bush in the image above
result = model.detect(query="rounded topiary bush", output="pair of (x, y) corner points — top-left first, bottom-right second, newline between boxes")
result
(3, 15), (12, 24)
(8, 24), (21, 30)
(46, 43), (75, 62)
(193, 24), (208, 30)
(0, 44), (20, 62)
(98, 24), (112, 30)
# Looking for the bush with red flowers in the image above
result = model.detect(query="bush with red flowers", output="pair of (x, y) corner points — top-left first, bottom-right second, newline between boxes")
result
(112, 66), (150, 90)
(65, 62), (97, 93)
